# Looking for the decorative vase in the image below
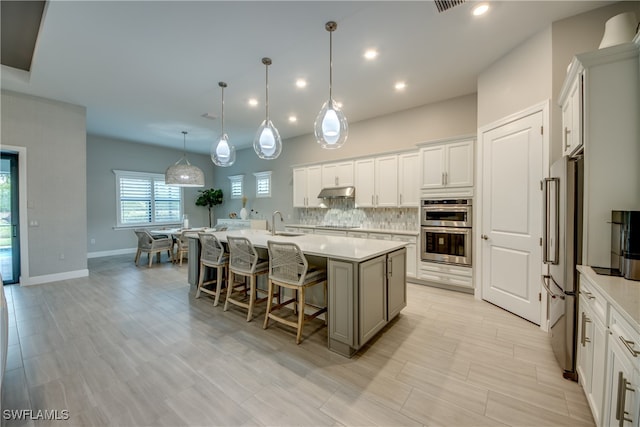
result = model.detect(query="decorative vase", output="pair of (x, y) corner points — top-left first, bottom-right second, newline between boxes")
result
(240, 207), (248, 220)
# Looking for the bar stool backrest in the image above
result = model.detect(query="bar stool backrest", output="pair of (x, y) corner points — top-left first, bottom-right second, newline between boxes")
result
(267, 241), (308, 286)
(228, 236), (259, 274)
(198, 233), (226, 265)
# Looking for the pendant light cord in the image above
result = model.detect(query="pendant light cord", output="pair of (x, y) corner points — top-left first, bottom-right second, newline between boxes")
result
(220, 85), (225, 135)
(329, 29), (333, 100)
(262, 58), (271, 121)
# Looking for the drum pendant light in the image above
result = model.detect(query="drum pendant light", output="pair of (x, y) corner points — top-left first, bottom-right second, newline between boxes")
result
(211, 82), (236, 167)
(165, 131), (205, 187)
(314, 21), (348, 149)
(254, 57), (282, 159)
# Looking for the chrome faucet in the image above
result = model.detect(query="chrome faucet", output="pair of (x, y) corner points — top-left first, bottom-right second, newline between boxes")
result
(272, 210), (283, 236)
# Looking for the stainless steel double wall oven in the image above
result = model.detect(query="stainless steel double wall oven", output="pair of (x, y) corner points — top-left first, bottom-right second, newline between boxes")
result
(420, 199), (472, 266)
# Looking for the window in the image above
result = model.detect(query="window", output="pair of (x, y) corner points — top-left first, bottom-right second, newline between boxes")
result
(228, 174), (244, 199)
(254, 171), (272, 198)
(114, 170), (182, 227)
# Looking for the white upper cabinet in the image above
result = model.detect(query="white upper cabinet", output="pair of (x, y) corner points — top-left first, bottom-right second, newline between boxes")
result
(420, 138), (474, 192)
(559, 69), (583, 157)
(355, 155), (398, 207)
(293, 165), (323, 208)
(398, 152), (420, 207)
(322, 161), (354, 188)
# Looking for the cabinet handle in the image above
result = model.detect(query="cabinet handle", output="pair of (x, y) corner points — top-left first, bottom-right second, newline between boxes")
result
(388, 258), (393, 277)
(442, 172), (445, 185)
(335, 176), (338, 186)
(371, 195), (374, 205)
(376, 195), (379, 205)
(444, 172), (448, 185)
(582, 290), (595, 300)
(619, 336), (640, 357)
(616, 371), (634, 427)
(399, 194), (403, 205)
(564, 127), (571, 151)
(580, 312), (587, 346)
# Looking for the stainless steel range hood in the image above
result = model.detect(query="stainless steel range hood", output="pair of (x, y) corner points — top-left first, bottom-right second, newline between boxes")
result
(317, 186), (355, 199)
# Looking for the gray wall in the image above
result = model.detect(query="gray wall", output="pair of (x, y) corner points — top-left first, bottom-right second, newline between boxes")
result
(86, 134), (215, 255)
(1, 90), (87, 279)
(211, 93), (478, 223)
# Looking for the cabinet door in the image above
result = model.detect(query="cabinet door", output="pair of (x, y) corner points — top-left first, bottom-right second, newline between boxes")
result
(393, 235), (417, 278)
(375, 155), (398, 207)
(563, 75), (583, 157)
(445, 140), (474, 187)
(605, 335), (638, 427)
(359, 255), (387, 345)
(398, 152), (420, 207)
(306, 166), (323, 207)
(577, 298), (594, 394)
(335, 161), (354, 187)
(328, 260), (355, 346)
(590, 315), (607, 427)
(387, 248), (407, 320)
(421, 145), (445, 189)
(355, 158), (375, 207)
(293, 167), (308, 207)
(321, 163), (337, 188)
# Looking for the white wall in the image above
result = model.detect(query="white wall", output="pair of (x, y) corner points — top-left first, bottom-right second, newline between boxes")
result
(211, 93), (478, 223)
(86, 134), (215, 256)
(477, 27), (553, 129)
(1, 90), (88, 282)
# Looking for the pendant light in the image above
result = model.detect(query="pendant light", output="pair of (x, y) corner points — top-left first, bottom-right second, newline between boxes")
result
(254, 57), (282, 159)
(211, 81), (236, 167)
(314, 21), (348, 149)
(165, 131), (205, 187)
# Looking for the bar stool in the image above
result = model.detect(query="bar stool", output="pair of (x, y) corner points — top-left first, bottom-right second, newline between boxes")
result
(263, 240), (327, 344)
(196, 233), (228, 306)
(224, 236), (271, 321)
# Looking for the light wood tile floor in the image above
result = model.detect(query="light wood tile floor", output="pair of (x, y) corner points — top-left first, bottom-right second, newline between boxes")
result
(2, 255), (594, 426)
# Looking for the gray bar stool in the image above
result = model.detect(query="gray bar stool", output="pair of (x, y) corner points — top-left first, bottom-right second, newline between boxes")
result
(196, 233), (228, 306)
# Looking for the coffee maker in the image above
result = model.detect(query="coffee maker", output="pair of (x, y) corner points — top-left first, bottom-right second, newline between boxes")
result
(612, 210), (640, 281)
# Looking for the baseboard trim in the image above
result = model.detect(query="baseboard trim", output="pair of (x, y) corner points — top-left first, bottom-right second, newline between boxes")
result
(21, 269), (89, 286)
(87, 248), (137, 259)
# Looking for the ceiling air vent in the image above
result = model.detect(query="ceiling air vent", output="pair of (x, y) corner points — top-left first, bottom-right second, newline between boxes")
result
(433, 0), (466, 13)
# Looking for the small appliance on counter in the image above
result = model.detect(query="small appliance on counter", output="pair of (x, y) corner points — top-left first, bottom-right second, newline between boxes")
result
(593, 210), (640, 281)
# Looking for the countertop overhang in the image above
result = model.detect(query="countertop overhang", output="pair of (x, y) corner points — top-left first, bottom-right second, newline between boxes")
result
(186, 229), (407, 262)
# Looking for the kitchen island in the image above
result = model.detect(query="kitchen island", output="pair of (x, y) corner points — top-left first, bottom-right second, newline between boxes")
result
(187, 229), (407, 357)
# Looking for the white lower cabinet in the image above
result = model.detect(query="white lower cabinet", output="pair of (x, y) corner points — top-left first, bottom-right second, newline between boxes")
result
(314, 229), (347, 236)
(577, 268), (640, 427)
(577, 278), (607, 427)
(392, 235), (417, 279)
(418, 261), (473, 289)
(604, 308), (639, 427)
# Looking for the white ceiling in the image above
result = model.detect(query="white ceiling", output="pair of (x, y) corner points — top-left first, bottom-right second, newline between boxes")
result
(1, 1), (612, 154)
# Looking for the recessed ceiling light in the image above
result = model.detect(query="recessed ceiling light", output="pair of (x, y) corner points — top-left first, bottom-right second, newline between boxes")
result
(472, 3), (489, 16)
(288, 115), (297, 123)
(295, 79), (307, 88)
(395, 81), (406, 90)
(248, 98), (258, 107)
(364, 49), (378, 60)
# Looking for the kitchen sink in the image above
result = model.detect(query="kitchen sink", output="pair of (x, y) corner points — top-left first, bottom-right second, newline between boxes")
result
(274, 232), (304, 237)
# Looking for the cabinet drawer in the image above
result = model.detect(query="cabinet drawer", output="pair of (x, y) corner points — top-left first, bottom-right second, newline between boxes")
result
(609, 307), (640, 370)
(419, 261), (472, 277)
(579, 274), (607, 324)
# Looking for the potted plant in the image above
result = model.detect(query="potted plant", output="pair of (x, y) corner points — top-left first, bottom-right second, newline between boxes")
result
(195, 188), (223, 227)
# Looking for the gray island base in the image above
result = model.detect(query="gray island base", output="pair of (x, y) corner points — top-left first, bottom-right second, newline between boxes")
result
(186, 229), (407, 358)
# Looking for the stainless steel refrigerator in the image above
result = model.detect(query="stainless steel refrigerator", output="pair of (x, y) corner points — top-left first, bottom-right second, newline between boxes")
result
(542, 156), (583, 381)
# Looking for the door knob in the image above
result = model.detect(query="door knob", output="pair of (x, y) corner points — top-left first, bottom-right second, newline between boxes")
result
(481, 234), (489, 240)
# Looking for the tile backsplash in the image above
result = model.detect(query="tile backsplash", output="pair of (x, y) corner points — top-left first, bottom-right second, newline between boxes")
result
(296, 199), (418, 230)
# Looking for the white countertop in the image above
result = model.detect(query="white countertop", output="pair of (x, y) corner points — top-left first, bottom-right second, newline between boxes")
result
(285, 223), (419, 236)
(577, 265), (640, 332)
(187, 229), (407, 262)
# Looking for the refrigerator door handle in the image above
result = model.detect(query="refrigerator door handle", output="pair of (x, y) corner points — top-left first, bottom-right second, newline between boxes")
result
(541, 275), (565, 300)
(542, 177), (560, 265)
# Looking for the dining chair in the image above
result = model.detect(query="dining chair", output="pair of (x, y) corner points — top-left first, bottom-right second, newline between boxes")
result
(224, 236), (272, 321)
(263, 240), (327, 344)
(133, 229), (174, 267)
(173, 230), (191, 266)
(196, 233), (229, 306)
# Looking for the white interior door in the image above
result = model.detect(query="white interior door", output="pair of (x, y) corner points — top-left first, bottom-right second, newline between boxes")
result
(481, 111), (544, 325)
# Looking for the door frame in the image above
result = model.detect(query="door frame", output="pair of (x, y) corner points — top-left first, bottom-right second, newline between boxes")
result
(474, 100), (550, 331)
(1, 146), (29, 286)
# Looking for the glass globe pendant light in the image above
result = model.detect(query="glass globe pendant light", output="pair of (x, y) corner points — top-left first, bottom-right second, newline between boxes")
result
(314, 21), (348, 149)
(253, 57), (282, 159)
(165, 131), (205, 187)
(211, 81), (236, 167)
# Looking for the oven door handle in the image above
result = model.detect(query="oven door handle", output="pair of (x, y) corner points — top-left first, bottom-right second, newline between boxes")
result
(421, 226), (471, 235)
